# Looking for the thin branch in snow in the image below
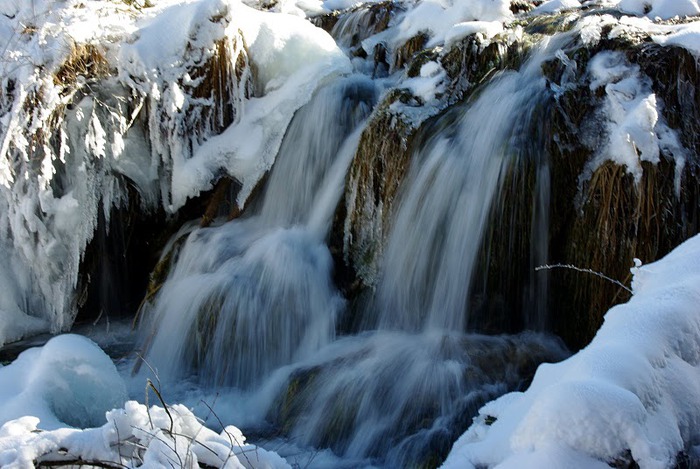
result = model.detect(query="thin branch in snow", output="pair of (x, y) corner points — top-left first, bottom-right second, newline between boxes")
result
(535, 263), (632, 294)
(199, 399), (253, 468)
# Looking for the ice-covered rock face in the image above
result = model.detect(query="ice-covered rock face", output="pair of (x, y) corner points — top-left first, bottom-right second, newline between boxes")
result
(0, 334), (127, 429)
(0, 0), (350, 343)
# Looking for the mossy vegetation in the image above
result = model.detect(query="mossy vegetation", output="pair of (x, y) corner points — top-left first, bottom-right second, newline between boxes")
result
(394, 33), (430, 72)
(470, 31), (700, 349)
(336, 98), (416, 293)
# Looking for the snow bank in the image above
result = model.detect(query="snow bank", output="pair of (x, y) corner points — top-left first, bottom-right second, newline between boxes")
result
(0, 401), (290, 469)
(442, 234), (700, 468)
(0, 334), (289, 468)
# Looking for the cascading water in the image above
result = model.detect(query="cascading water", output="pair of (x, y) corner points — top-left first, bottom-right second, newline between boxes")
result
(140, 23), (573, 469)
(141, 75), (377, 388)
(374, 69), (549, 332)
(251, 35), (573, 467)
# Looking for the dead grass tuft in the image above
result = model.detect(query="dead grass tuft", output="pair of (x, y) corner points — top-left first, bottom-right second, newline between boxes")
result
(54, 43), (109, 89)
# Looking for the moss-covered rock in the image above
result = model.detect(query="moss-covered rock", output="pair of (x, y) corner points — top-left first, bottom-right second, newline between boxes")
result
(336, 12), (700, 351)
(337, 91), (416, 294)
(472, 31), (700, 349)
(334, 31), (531, 305)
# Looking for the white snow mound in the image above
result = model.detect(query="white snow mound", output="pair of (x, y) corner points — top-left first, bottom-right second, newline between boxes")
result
(442, 234), (700, 468)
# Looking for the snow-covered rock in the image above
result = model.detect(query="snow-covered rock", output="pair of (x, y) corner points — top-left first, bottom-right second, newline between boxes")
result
(0, 334), (126, 429)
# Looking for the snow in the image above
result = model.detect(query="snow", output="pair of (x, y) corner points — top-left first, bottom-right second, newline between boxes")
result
(531, 0), (583, 15)
(652, 21), (700, 56)
(394, 0), (513, 49)
(444, 21), (505, 48)
(401, 60), (448, 103)
(0, 401), (290, 469)
(442, 234), (700, 468)
(188, 7), (352, 207)
(0, 334), (290, 468)
(615, 0), (700, 19)
(582, 50), (687, 193)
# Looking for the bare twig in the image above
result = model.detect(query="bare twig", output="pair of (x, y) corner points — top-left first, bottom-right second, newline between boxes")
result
(147, 379), (174, 436)
(535, 263), (632, 294)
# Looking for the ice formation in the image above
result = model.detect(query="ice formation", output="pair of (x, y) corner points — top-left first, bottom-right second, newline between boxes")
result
(0, 0), (349, 344)
(0, 334), (126, 430)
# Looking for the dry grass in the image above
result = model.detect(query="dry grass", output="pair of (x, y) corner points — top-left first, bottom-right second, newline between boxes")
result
(184, 34), (252, 146)
(53, 43), (109, 89)
(565, 159), (672, 344)
(393, 33), (429, 72)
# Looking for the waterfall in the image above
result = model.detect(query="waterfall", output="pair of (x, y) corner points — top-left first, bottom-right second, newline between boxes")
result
(251, 35), (572, 466)
(141, 75), (377, 388)
(374, 40), (561, 333)
(263, 330), (566, 467)
(140, 22), (573, 469)
(5, 1), (700, 467)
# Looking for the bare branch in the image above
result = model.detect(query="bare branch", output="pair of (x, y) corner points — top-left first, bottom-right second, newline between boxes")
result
(535, 263), (632, 294)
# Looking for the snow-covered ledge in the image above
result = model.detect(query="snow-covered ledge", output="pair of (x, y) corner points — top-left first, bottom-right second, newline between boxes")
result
(443, 234), (700, 468)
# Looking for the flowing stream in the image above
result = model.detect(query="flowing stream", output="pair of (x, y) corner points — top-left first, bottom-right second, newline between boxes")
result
(139, 27), (575, 469)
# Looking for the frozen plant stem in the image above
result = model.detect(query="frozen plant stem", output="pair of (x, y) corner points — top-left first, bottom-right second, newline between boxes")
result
(147, 379), (174, 436)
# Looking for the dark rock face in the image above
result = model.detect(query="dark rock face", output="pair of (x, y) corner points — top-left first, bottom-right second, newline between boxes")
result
(539, 38), (699, 349)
